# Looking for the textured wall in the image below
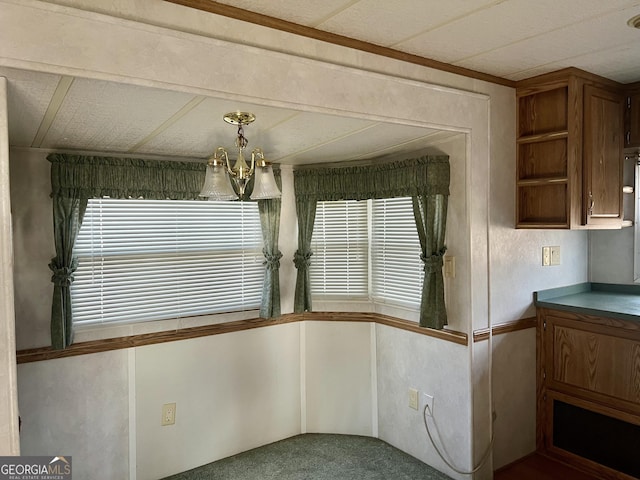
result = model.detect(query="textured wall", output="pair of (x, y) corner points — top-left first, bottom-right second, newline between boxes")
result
(18, 350), (130, 480)
(0, 77), (20, 455)
(135, 324), (301, 480)
(304, 322), (374, 436)
(3, 1), (595, 478)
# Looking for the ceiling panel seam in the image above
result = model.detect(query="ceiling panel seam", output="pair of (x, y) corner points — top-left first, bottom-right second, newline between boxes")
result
(312, 0), (362, 28)
(388, 0), (505, 49)
(449, 4), (640, 68)
(127, 95), (207, 153)
(31, 75), (74, 148)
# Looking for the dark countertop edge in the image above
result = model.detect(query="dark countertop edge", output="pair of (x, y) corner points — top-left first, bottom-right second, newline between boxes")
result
(533, 299), (640, 324)
(534, 282), (640, 324)
(534, 282), (640, 303)
(533, 283), (591, 303)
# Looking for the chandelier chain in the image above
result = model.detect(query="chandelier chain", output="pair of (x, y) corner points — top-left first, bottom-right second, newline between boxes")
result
(236, 124), (248, 149)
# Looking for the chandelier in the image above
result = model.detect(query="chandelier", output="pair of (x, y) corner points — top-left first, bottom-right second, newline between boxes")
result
(199, 112), (281, 200)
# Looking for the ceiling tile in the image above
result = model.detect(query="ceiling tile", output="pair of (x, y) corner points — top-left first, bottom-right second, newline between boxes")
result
(316, 0), (499, 47)
(139, 97), (301, 158)
(279, 121), (442, 164)
(39, 78), (198, 153)
(455, 5), (640, 80)
(1, 67), (61, 147)
(208, 0), (357, 26)
(396, 0), (640, 67)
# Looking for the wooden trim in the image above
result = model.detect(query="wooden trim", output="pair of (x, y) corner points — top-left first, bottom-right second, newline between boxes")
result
(163, 0), (515, 88)
(16, 312), (468, 364)
(472, 316), (537, 342)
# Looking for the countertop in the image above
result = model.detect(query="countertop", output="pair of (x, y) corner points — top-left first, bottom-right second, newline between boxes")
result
(534, 283), (640, 323)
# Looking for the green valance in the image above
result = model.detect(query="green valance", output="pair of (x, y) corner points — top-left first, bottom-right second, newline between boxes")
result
(48, 154), (206, 200)
(293, 155), (449, 201)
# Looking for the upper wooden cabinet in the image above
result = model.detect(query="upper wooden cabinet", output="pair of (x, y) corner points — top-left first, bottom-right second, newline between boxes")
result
(516, 69), (624, 229)
(624, 83), (640, 148)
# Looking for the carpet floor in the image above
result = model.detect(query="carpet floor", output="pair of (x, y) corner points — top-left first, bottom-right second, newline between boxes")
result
(162, 434), (452, 480)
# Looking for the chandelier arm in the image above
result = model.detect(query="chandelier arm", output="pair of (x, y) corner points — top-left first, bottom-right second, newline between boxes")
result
(250, 148), (265, 178)
(215, 147), (235, 178)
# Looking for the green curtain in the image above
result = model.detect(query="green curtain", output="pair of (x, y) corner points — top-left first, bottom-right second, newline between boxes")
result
(413, 194), (448, 328)
(293, 196), (317, 313)
(257, 167), (283, 318)
(48, 153), (283, 347)
(293, 156), (449, 201)
(48, 196), (87, 349)
(49, 154), (206, 200)
(292, 155), (450, 327)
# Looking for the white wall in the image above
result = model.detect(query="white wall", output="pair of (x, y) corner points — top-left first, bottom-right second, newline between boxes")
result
(135, 325), (301, 480)
(18, 350), (130, 479)
(0, 76), (20, 455)
(304, 322), (374, 436)
(377, 324), (470, 480)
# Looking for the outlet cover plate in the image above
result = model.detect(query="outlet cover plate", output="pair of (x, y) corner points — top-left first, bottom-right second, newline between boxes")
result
(409, 388), (419, 410)
(162, 402), (176, 426)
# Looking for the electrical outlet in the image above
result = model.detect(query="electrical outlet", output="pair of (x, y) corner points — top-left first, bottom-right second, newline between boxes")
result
(424, 393), (434, 416)
(408, 388), (419, 410)
(161, 402), (176, 426)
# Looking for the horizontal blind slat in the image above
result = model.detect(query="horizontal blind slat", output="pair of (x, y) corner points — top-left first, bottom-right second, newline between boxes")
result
(72, 198), (264, 326)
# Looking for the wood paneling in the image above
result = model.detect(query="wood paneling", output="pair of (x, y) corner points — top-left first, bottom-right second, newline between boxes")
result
(537, 307), (640, 478)
(553, 325), (640, 405)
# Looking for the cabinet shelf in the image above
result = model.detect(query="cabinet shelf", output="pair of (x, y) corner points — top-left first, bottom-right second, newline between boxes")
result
(516, 70), (623, 229)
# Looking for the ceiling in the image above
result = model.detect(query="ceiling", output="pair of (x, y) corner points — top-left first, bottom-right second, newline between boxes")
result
(4, 0), (640, 164)
(202, 0), (640, 84)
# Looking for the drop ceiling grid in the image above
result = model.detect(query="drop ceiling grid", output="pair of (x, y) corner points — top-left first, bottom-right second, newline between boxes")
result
(39, 78), (198, 152)
(2, 68), (62, 147)
(456, 4), (640, 80)
(139, 97), (302, 158)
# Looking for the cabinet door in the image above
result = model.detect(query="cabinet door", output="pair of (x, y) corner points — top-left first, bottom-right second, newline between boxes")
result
(583, 85), (624, 227)
(626, 92), (640, 148)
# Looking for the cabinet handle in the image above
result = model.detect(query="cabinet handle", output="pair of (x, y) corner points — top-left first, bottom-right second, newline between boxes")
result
(589, 192), (594, 216)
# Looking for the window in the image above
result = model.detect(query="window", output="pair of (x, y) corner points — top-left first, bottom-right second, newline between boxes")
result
(72, 198), (264, 326)
(310, 200), (369, 297)
(371, 197), (423, 308)
(310, 197), (423, 309)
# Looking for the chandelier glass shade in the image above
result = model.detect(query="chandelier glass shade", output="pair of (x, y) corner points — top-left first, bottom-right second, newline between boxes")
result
(199, 112), (281, 201)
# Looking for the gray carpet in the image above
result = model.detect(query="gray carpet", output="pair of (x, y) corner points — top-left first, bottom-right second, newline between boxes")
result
(162, 434), (452, 480)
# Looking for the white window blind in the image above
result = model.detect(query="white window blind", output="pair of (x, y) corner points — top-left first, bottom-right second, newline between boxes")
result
(371, 197), (423, 308)
(310, 200), (369, 297)
(72, 198), (264, 326)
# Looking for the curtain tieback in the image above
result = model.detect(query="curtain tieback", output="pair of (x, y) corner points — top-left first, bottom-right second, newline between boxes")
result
(263, 250), (283, 269)
(293, 250), (313, 269)
(48, 259), (78, 286)
(420, 248), (447, 274)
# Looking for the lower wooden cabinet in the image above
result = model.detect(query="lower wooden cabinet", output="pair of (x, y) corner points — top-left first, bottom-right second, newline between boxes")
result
(537, 308), (640, 479)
